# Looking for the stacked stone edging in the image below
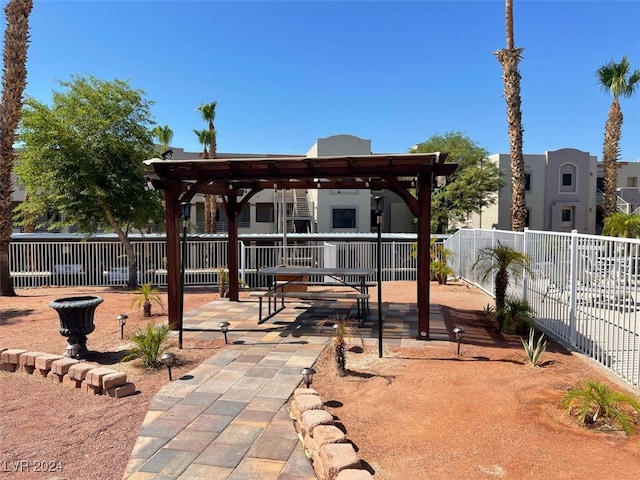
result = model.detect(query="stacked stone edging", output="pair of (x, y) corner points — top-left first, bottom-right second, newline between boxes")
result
(289, 387), (374, 480)
(0, 347), (135, 398)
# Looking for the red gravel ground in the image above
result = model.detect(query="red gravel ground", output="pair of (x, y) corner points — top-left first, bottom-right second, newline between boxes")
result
(1, 281), (640, 479)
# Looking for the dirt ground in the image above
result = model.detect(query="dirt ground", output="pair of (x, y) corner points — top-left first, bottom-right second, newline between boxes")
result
(1, 281), (640, 480)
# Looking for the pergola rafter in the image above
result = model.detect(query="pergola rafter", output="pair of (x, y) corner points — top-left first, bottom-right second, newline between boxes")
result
(145, 152), (456, 340)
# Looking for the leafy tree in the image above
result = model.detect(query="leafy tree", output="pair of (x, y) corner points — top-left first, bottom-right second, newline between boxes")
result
(602, 212), (640, 238)
(196, 102), (218, 233)
(473, 242), (533, 333)
(15, 75), (164, 289)
(0, 0), (32, 297)
(597, 56), (640, 219)
(494, 0), (526, 232)
(411, 132), (502, 233)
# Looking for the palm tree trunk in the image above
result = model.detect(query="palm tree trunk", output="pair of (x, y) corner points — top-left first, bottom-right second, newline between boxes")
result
(495, 270), (509, 332)
(602, 99), (623, 218)
(0, 0), (33, 296)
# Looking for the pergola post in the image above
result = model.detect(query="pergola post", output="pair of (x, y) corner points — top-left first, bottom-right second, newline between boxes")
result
(226, 196), (240, 301)
(165, 187), (181, 329)
(416, 173), (433, 340)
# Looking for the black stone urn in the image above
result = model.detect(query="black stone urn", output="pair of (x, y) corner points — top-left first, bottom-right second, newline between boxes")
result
(49, 296), (104, 358)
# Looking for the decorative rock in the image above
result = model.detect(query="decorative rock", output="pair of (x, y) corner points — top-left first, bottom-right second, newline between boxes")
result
(294, 387), (318, 396)
(105, 382), (136, 398)
(102, 372), (127, 390)
(336, 469), (375, 480)
(51, 357), (80, 376)
(1, 349), (27, 364)
(85, 367), (117, 387)
(319, 443), (361, 479)
(291, 393), (324, 420)
(304, 424), (346, 453)
(68, 362), (96, 381)
(300, 409), (334, 437)
(34, 353), (64, 371)
(62, 375), (82, 389)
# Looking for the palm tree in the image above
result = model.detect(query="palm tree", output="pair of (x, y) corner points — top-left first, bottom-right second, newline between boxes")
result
(494, 0), (526, 232)
(473, 242), (533, 332)
(197, 102), (218, 234)
(0, 0), (33, 297)
(597, 56), (640, 219)
(152, 124), (173, 153)
(193, 128), (216, 233)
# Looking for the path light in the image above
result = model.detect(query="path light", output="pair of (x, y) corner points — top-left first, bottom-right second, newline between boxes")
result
(117, 314), (128, 340)
(160, 352), (176, 381)
(179, 201), (192, 350)
(300, 367), (316, 388)
(65, 343), (81, 359)
(453, 326), (465, 356)
(219, 321), (230, 344)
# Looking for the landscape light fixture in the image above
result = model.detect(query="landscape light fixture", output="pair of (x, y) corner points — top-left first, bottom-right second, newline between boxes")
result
(219, 321), (231, 344)
(374, 195), (385, 358)
(117, 314), (128, 340)
(300, 367), (316, 388)
(453, 326), (465, 356)
(179, 201), (192, 350)
(160, 352), (176, 381)
(65, 343), (81, 359)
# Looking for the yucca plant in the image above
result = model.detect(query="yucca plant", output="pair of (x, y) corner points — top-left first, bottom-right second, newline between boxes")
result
(131, 283), (163, 317)
(122, 323), (173, 369)
(521, 327), (546, 367)
(560, 379), (640, 435)
(316, 315), (363, 377)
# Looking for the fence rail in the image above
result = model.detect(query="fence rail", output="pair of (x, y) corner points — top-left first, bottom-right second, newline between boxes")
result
(9, 237), (419, 289)
(445, 228), (640, 389)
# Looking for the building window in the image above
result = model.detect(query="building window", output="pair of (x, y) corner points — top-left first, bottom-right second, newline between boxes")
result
(255, 203), (274, 223)
(628, 177), (638, 188)
(524, 173), (531, 192)
(238, 208), (250, 224)
(561, 208), (572, 222)
(332, 208), (356, 229)
(559, 163), (577, 193)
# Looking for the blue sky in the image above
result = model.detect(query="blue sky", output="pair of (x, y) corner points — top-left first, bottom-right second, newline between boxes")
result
(17, 0), (640, 160)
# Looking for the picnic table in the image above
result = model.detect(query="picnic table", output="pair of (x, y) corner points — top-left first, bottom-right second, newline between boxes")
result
(251, 266), (375, 324)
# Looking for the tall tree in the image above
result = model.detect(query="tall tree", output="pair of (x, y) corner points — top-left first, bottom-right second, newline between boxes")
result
(0, 0), (32, 297)
(598, 56), (640, 219)
(15, 75), (164, 290)
(494, 0), (526, 232)
(152, 124), (173, 153)
(197, 102), (218, 233)
(193, 128), (216, 232)
(412, 132), (502, 233)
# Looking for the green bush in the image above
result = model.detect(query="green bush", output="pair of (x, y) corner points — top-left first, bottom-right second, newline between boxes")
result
(503, 297), (536, 334)
(131, 283), (163, 317)
(560, 379), (640, 435)
(122, 323), (173, 369)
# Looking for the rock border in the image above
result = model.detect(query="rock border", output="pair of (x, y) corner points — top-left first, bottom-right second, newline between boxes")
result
(289, 387), (374, 480)
(0, 347), (136, 398)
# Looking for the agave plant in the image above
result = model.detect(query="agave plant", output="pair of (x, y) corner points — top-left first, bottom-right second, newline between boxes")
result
(521, 327), (546, 367)
(316, 315), (363, 377)
(560, 379), (640, 435)
(131, 283), (163, 317)
(122, 323), (173, 369)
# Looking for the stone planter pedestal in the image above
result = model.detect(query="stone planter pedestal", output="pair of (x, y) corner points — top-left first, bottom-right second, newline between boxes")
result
(49, 296), (104, 359)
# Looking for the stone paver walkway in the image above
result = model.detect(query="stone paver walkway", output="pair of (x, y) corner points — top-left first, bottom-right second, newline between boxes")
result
(122, 297), (447, 479)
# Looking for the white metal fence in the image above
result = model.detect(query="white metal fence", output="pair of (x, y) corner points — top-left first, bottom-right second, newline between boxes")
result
(445, 228), (640, 388)
(9, 237), (419, 289)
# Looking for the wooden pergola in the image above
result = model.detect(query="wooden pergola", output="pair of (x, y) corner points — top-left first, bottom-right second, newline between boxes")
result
(144, 152), (457, 340)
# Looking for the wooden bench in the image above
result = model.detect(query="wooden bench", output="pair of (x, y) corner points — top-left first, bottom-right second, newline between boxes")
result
(250, 290), (370, 325)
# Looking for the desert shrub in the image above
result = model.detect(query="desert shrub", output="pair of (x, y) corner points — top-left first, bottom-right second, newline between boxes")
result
(560, 379), (640, 435)
(122, 323), (173, 369)
(521, 327), (546, 367)
(316, 315), (363, 376)
(131, 283), (163, 317)
(503, 297), (536, 334)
